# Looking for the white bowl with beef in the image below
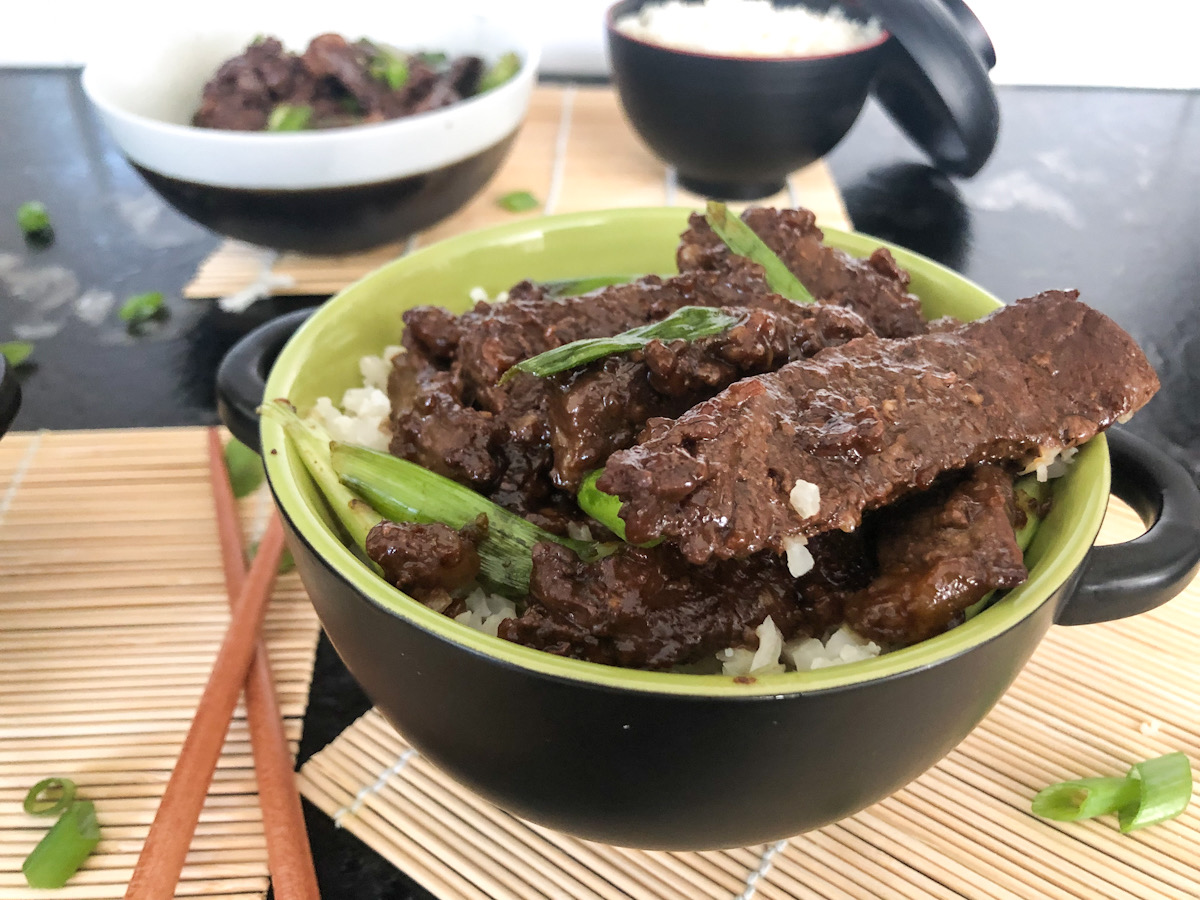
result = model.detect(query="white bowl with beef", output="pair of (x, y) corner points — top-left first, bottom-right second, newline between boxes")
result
(217, 207), (1200, 848)
(82, 6), (538, 253)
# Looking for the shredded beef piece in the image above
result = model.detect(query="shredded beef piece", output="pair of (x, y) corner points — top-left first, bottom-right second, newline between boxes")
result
(365, 519), (485, 610)
(600, 290), (1160, 563)
(677, 208), (927, 338)
(842, 465), (1027, 645)
(193, 38), (314, 131)
(499, 542), (807, 670)
(545, 302), (872, 490)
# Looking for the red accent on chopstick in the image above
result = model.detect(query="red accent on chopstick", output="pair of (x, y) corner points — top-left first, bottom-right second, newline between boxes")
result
(205, 429), (320, 900)
(122, 433), (302, 900)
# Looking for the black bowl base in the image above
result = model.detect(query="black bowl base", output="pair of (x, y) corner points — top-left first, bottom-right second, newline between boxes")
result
(677, 174), (787, 201)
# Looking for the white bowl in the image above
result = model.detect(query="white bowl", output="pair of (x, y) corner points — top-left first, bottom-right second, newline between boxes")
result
(82, 4), (539, 253)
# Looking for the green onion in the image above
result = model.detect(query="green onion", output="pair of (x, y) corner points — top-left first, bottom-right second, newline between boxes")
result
(1032, 752), (1192, 833)
(1, 341), (34, 367)
(118, 291), (165, 325)
(704, 201), (814, 303)
(501, 305), (745, 383)
(260, 400), (381, 554)
(17, 200), (51, 236)
(224, 437), (265, 499)
(1119, 752), (1194, 832)
(24, 778), (77, 817)
(539, 274), (636, 298)
(578, 470), (628, 541)
(497, 190), (539, 213)
(370, 52), (409, 90)
(266, 104), (313, 132)
(477, 51), (520, 93)
(331, 441), (611, 595)
(22, 799), (101, 889)
(417, 51), (448, 67)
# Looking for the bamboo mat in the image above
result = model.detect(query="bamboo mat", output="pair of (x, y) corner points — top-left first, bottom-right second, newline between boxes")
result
(0, 428), (322, 900)
(298, 499), (1200, 900)
(184, 85), (852, 301)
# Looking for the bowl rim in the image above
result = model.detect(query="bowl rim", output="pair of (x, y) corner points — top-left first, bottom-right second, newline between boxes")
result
(261, 206), (1111, 699)
(605, 0), (892, 64)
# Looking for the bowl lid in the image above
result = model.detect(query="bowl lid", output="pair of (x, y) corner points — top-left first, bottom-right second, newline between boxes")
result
(859, 0), (1000, 176)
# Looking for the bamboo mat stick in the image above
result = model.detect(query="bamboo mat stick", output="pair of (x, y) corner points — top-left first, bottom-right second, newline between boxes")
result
(123, 515), (285, 900)
(206, 429), (320, 900)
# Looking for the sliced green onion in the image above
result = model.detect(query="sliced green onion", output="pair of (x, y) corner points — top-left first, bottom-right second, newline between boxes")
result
(1032, 776), (1138, 822)
(369, 51), (410, 90)
(477, 51), (520, 93)
(330, 441), (611, 595)
(1032, 752), (1193, 833)
(497, 190), (539, 213)
(502, 305), (744, 383)
(266, 104), (313, 132)
(24, 778), (77, 817)
(538, 274), (635, 298)
(417, 51), (448, 67)
(118, 291), (165, 324)
(1, 341), (34, 367)
(704, 201), (814, 303)
(261, 400), (381, 554)
(22, 799), (101, 889)
(1119, 752), (1193, 832)
(578, 470), (628, 541)
(17, 200), (51, 236)
(224, 437), (265, 499)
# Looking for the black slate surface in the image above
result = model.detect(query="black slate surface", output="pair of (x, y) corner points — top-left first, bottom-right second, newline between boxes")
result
(3, 68), (1197, 900)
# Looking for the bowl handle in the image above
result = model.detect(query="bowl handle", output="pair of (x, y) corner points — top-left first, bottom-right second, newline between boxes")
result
(0, 356), (22, 437)
(215, 309), (314, 454)
(1056, 428), (1200, 625)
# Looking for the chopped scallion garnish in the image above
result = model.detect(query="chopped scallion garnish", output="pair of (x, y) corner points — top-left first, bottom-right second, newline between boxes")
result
(497, 190), (539, 213)
(24, 778), (77, 817)
(1, 341), (34, 367)
(266, 104), (313, 132)
(224, 437), (265, 499)
(501, 305), (745, 382)
(17, 200), (51, 236)
(477, 52), (520, 93)
(1032, 752), (1192, 833)
(118, 291), (166, 325)
(705, 201), (814, 303)
(22, 799), (101, 889)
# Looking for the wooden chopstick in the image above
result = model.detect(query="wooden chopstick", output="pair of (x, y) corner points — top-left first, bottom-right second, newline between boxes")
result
(206, 428), (320, 900)
(124, 445), (289, 900)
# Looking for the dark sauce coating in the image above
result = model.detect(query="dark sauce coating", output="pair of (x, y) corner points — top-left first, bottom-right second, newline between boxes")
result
(365, 519), (484, 612)
(677, 207), (927, 339)
(193, 34), (483, 131)
(600, 290), (1160, 563)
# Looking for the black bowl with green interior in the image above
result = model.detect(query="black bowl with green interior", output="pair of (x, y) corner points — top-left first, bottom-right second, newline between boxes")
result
(0, 355), (21, 438)
(218, 208), (1200, 849)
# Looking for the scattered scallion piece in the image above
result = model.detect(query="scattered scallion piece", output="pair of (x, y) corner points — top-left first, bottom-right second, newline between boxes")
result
(224, 438), (265, 499)
(369, 50), (410, 90)
(1, 341), (34, 367)
(118, 291), (166, 325)
(23, 778), (77, 817)
(17, 201), (51, 236)
(330, 441), (612, 595)
(477, 51), (520, 93)
(1032, 752), (1192, 833)
(577, 470), (627, 541)
(704, 201), (814, 303)
(22, 799), (101, 889)
(497, 190), (539, 213)
(417, 51), (448, 67)
(501, 305), (745, 383)
(266, 104), (313, 132)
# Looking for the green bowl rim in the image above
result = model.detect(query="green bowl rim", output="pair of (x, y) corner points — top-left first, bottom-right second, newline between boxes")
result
(261, 206), (1111, 698)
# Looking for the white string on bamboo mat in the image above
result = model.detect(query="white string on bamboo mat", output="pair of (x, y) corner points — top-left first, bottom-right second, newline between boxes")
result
(736, 840), (788, 900)
(333, 748), (421, 827)
(0, 430), (42, 525)
(543, 85), (576, 216)
(664, 166), (679, 207)
(785, 176), (798, 209)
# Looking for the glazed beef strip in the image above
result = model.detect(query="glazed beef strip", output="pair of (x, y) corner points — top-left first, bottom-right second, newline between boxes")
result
(546, 302), (872, 490)
(842, 465), (1028, 646)
(365, 519), (484, 613)
(193, 37), (316, 131)
(599, 290), (1160, 563)
(677, 207), (927, 338)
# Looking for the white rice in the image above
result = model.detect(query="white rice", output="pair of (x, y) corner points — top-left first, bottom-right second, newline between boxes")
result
(615, 0), (885, 58)
(1023, 444), (1079, 482)
(309, 346), (403, 452)
(719, 618), (881, 675)
(781, 534), (814, 578)
(789, 478), (820, 517)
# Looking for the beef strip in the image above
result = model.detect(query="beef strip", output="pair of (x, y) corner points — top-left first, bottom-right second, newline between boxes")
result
(545, 302), (872, 490)
(365, 519), (484, 611)
(843, 465), (1028, 645)
(677, 208), (927, 338)
(193, 38), (315, 131)
(599, 290), (1160, 563)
